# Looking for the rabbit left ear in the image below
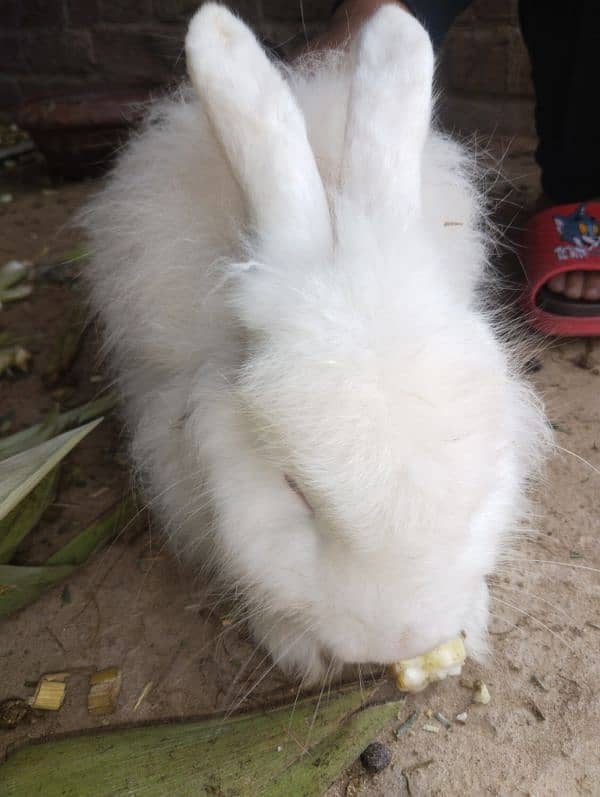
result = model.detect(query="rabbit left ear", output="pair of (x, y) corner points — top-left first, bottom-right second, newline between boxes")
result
(341, 6), (434, 226)
(186, 4), (332, 260)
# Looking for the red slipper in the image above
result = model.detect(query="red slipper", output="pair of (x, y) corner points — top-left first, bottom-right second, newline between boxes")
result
(521, 201), (600, 336)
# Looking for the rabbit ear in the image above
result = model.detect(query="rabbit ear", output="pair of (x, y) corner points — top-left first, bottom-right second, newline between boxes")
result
(186, 4), (332, 258)
(341, 6), (434, 224)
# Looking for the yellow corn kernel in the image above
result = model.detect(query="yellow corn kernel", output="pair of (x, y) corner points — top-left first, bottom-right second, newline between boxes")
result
(389, 636), (466, 693)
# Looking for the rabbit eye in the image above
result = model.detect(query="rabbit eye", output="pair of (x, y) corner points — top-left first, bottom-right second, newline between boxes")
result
(284, 474), (313, 513)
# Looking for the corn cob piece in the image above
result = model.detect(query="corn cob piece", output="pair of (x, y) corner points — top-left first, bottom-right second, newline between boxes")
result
(389, 636), (466, 693)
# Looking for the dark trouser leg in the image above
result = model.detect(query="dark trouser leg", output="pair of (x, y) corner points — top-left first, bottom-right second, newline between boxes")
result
(519, 0), (600, 203)
(402, 0), (473, 50)
(331, 1), (473, 51)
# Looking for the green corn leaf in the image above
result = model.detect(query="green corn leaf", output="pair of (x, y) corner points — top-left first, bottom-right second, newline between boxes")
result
(0, 419), (102, 521)
(0, 468), (60, 563)
(0, 394), (116, 460)
(0, 562), (76, 617)
(262, 694), (398, 796)
(0, 283), (33, 304)
(0, 404), (62, 461)
(0, 687), (400, 797)
(47, 497), (136, 567)
(0, 498), (135, 617)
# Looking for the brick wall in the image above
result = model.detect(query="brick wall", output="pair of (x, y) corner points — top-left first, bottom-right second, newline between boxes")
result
(1, 0), (535, 137)
(439, 0), (535, 137)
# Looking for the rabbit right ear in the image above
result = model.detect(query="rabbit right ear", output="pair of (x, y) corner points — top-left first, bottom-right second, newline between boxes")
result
(341, 6), (434, 225)
(186, 4), (333, 259)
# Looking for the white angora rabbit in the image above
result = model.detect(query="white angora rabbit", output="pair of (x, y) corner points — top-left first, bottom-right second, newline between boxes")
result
(83, 3), (549, 684)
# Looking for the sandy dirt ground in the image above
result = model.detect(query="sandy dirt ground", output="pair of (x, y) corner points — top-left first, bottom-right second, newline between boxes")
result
(0, 141), (598, 796)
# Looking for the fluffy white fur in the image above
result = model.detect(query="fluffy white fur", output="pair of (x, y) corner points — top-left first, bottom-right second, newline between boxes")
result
(82, 3), (549, 684)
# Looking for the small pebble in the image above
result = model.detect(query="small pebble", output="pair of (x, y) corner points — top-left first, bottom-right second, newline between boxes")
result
(360, 742), (392, 773)
(276, 745), (283, 752)
(455, 712), (468, 724)
(422, 723), (439, 734)
(0, 193), (13, 204)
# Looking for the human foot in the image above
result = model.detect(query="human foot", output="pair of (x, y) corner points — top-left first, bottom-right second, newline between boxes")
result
(546, 271), (600, 301)
(521, 201), (600, 336)
(539, 202), (600, 301)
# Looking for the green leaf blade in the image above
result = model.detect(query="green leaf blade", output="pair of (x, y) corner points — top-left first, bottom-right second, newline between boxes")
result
(263, 700), (399, 796)
(0, 468), (60, 563)
(48, 497), (136, 567)
(0, 418), (102, 521)
(0, 394), (116, 460)
(0, 498), (134, 617)
(0, 689), (400, 796)
(0, 563), (75, 617)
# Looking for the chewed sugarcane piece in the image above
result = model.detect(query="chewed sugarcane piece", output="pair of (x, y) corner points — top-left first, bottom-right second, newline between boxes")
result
(88, 667), (122, 716)
(389, 636), (466, 693)
(29, 672), (69, 711)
